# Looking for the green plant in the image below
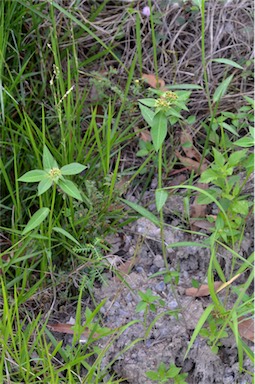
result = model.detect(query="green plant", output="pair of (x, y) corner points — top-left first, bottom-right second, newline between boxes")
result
(18, 144), (86, 243)
(197, 146), (253, 244)
(199, 314), (229, 354)
(146, 362), (188, 383)
(136, 288), (165, 328)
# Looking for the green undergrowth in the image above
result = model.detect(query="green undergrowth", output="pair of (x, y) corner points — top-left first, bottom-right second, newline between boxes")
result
(0, 0), (254, 382)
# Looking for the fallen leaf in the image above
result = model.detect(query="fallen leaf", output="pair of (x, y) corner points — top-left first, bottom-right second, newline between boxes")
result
(142, 73), (166, 90)
(180, 130), (200, 161)
(175, 151), (207, 174)
(190, 219), (214, 231)
(47, 323), (100, 338)
(238, 317), (254, 342)
(185, 281), (223, 297)
(134, 127), (151, 142)
(168, 173), (187, 186)
(190, 183), (209, 223)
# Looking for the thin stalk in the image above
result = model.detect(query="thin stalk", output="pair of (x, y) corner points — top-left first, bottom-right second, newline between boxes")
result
(48, 183), (57, 251)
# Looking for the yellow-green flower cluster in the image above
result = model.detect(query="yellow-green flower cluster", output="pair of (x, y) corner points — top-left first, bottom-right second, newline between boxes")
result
(49, 167), (62, 182)
(155, 91), (178, 111)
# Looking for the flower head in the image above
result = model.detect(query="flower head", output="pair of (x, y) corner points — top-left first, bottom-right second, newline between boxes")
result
(142, 6), (150, 17)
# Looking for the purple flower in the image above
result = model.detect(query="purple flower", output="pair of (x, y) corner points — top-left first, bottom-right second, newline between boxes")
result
(142, 6), (150, 17)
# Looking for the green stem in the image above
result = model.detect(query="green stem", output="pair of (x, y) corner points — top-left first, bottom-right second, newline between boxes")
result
(48, 183), (57, 251)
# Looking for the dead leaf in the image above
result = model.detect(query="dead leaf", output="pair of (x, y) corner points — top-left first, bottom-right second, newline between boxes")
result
(185, 281), (223, 297)
(168, 174), (187, 186)
(190, 219), (214, 231)
(142, 73), (166, 90)
(175, 151), (207, 174)
(180, 130), (198, 161)
(134, 127), (151, 142)
(47, 323), (100, 338)
(238, 317), (254, 342)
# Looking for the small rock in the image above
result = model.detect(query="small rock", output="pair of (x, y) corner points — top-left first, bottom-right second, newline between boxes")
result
(154, 254), (165, 268)
(155, 281), (165, 292)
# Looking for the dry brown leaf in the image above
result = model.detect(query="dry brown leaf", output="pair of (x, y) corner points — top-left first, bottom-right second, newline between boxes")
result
(180, 130), (202, 161)
(190, 219), (214, 231)
(175, 151), (207, 174)
(47, 323), (100, 338)
(134, 127), (151, 142)
(142, 73), (166, 90)
(238, 317), (254, 343)
(185, 281), (223, 297)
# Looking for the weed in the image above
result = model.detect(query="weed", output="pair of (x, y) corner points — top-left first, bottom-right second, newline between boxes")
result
(146, 361), (188, 384)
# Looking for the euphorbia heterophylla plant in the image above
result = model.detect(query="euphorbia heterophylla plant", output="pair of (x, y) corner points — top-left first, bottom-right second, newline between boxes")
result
(18, 145), (86, 236)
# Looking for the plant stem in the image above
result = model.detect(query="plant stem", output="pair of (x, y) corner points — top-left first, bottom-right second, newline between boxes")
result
(48, 183), (57, 251)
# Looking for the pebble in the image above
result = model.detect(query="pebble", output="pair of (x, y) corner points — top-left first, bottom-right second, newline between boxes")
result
(155, 281), (165, 292)
(168, 300), (178, 310)
(154, 254), (165, 268)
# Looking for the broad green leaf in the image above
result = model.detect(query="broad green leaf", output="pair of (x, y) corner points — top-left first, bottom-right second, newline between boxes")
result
(221, 122), (239, 136)
(60, 163), (86, 175)
(139, 104), (155, 127)
(213, 75), (233, 103)
(199, 169), (219, 183)
(58, 179), (83, 201)
(121, 198), (160, 226)
(232, 200), (249, 215)
(212, 148), (225, 167)
(166, 107), (182, 118)
(167, 364), (182, 378)
(155, 189), (168, 212)
(138, 98), (156, 107)
(212, 58), (243, 70)
(228, 150), (247, 167)
(151, 111), (167, 151)
(233, 137), (254, 148)
(196, 188), (219, 204)
(18, 170), (47, 182)
(22, 208), (50, 235)
(52, 227), (80, 246)
(43, 145), (57, 170)
(38, 177), (52, 195)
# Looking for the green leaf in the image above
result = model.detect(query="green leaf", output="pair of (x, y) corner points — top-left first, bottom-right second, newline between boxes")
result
(60, 163), (87, 175)
(58, 179), (83, 201)
(121, 199), (160, 226)
(166, 84), (202, 90)
(18, 170), (48, 182)
(228, 150), (247, 167)
(52, 227), (80, 246)
(212, 58), (243, 70)
(166, 107), (182, 118)
(155, 189), (168, 212)
(151, 111), (167, 151)
(233, 137), (254, 148)
(139, 104), (155, 127)
(196, 189), (219, 204)
(184, 303), (215, 359)
(232, 200), (249, 215)
(146, 371), (160, 380)
(138, 98), (157, 107)
(136, 301), (147, 312)
(221, 122), (239, 136)
(199, 169), (219, 183)
(167, 364), (181, 378)
(213, 75), (233, 103)
(43, 145), (57, 170)
(38, 177), (52, 195)
(22, 208), (50, 235)
(212, 148), (225, 167)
